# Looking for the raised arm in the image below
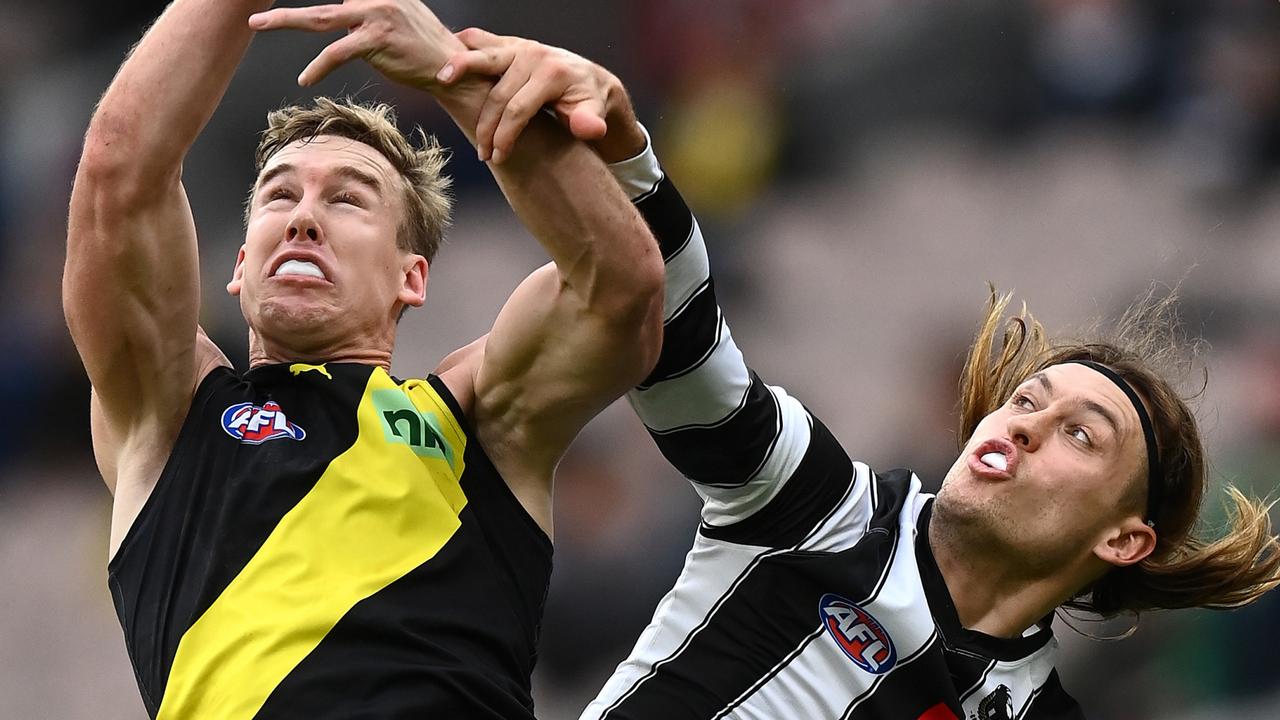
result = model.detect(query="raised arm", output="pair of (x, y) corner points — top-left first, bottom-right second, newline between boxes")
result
(64, 1), (264, 494)
(248, 2), (664, 521)
(440, 33), (863, 541)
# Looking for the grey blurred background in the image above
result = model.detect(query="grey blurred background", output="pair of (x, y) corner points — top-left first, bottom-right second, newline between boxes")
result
(3, 0), (1280, 718)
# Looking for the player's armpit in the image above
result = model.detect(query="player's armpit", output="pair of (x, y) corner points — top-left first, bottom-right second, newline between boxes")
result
(89, 389), (120, 496)
(88, 328), (230, 497)
(432, 335), (487, 421)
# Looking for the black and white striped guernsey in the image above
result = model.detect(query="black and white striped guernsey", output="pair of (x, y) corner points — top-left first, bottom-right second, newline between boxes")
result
(582, 135), (1086, 720)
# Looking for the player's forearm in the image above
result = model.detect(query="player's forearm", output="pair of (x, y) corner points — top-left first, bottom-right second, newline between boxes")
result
(436, 85), (663, 319)
(81, 0), (271, 189)
(497, 118), (662, 318)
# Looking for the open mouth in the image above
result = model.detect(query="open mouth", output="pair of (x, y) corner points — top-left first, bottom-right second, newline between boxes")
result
(270, 256), (330, 282)
(969, 438), (1018, 479)
(979, 451), (1008, 471)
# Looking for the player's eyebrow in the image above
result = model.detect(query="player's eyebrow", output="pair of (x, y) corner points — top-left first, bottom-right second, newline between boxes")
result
(1027, 371), (1053, 394)
(1080, 399), (1122, 439)
(257, 164), (385, 195)
(1027, 370), (1123, 438)
(257, 163), (295, 190)
(332, 165), (385, 195)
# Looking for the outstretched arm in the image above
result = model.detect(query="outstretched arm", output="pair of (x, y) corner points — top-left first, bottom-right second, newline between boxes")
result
(441, 34), (861, 539)
(64, 1), (265, 494)
(249, 2), (665, 523)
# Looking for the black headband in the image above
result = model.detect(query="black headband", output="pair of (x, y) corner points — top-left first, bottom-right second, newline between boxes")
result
(1067, 360), (1163, 529)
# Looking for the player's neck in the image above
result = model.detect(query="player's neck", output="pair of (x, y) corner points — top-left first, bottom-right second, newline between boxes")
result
(928, 518), (1089, 639)
(248, 329), (394, 371)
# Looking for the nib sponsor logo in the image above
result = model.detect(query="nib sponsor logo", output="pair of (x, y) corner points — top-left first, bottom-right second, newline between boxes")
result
(221, 401), (306, 444)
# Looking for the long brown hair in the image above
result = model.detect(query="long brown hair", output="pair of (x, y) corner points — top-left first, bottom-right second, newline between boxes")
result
(957, 287), (1280, 617)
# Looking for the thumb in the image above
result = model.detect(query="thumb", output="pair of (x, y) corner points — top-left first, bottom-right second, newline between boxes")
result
(567, 102), (608, 141)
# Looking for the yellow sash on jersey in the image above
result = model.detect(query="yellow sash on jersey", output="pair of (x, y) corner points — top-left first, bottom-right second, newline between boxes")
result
(157, 369), (467, 719)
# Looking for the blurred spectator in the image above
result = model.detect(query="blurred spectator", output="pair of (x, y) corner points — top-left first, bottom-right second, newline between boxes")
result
(1030, 0), (1174, 118)
(1169, 6), (1280, 202)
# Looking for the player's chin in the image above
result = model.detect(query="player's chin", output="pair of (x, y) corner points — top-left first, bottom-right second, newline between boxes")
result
(934, 480), (997, 523)
(256, 297), (344, 340)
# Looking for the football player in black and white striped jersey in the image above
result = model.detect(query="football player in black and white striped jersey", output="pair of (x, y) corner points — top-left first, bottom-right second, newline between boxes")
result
(438, 30), (1280, 720)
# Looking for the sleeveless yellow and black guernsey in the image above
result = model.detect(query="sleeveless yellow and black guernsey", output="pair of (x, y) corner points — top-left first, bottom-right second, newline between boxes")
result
(107, 362), (552, 719)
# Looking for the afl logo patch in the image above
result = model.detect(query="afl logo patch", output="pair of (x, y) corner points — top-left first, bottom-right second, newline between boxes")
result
(221, 401), (306, 444)
(819, 593), (896, 674)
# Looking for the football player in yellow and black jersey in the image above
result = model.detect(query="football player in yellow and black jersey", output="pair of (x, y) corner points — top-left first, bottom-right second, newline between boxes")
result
(62, 1), (662, 718)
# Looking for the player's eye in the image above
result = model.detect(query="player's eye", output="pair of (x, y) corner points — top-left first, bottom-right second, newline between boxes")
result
(1069, 426), (1092, 445)
(1010, 392), (1035, 410)
(267, 188), (296, 202)
(332, 192), (361, 206)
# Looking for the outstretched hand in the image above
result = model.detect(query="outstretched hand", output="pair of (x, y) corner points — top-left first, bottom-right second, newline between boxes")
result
(437, 28), (644, 164)
(249, 0), (464, 89)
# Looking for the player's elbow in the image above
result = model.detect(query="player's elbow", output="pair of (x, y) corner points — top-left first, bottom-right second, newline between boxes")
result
(76, 123), (180, 208)
(633, 292), (665, 379)
(600, 250), (665, 378)
(631, 258), (666, 375)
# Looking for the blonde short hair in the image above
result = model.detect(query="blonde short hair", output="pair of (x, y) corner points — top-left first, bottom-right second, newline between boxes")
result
(249, 97), (452, 262)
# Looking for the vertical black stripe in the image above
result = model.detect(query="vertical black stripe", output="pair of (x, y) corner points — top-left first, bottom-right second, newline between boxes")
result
(709, 626), (828, 719)
(699, 415), (852, 546)
(649, 373), (780, 487)
(634, 175), (696, 261)
(841, 631), (954, 720)
(639, 283), (721, 388)
(715, 527), (904, 717)
(956, 657), (999, 704)
(597, 546), (787, 718)
(606, 469), (915, 720)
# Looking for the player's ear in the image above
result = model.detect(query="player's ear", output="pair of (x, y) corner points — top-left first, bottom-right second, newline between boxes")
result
(1093, 516), (1156, 567)
(398, 253), (427, 308)
(227, 246), (247, 296)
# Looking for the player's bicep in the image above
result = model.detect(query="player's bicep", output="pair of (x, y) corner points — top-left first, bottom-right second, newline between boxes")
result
(64, 171), (202, 432)
(474, 262), (660, 471)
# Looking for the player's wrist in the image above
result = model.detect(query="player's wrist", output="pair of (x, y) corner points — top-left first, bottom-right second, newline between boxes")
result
(604, 122), (659, 200)
(592, 78), (645, 164)
(426, 75), (497, 139)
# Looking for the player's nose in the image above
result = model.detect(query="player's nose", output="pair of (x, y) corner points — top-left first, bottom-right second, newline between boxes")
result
(285, 202), (323, 244)
(1006, 412), (1045, 452)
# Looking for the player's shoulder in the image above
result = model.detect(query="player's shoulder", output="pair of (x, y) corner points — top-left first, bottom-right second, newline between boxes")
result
(432, 334), (488, 421)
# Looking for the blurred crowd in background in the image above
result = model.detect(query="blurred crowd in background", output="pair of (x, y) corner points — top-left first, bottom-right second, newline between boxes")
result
(2, 0), (1279, 718)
